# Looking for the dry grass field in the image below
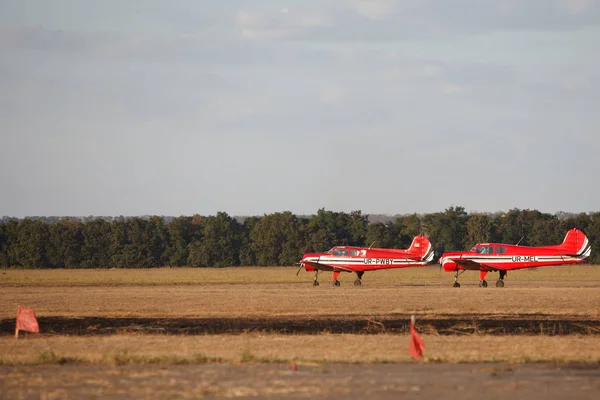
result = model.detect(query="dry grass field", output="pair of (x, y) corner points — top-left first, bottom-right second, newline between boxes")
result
(0, 265), (599, 362)
(1, 265), (600, 320)
(1, 265), (599, 398)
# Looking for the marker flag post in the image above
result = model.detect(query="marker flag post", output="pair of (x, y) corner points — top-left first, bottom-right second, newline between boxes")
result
(15, 305), (40, 339)
(409, 315), (425, 360)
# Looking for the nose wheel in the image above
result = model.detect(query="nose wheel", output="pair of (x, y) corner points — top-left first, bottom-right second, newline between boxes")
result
(452, 270), (464, 288)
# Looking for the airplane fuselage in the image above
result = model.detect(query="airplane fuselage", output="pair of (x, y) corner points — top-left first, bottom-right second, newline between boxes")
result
(440, 242), (590, 272)
(302, 244), (434, 273)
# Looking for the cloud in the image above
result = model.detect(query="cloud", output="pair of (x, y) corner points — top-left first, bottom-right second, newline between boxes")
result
(319, 86), (347, 105)
(440, 83), (466, 95)
(234, 1), (600, 43)
(235, 7), (332, 40)
(352, 0), (397, 20)
(558, 0), (596, 15)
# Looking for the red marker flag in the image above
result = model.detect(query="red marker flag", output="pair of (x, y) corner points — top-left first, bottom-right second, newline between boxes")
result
(16, 305), (40, 337)
(409, 315), (424, 360)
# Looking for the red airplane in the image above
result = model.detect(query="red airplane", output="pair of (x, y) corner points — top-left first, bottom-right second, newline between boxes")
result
(297, 235), (434, 286)
(439, 228), (591, 288)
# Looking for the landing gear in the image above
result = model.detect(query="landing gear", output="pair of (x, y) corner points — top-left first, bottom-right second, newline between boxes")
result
(313, 270), (320, 286)
(496, 270), (507, 288)
(332, 271), (341, 287)
(452, 269), (464, 288)
(354, 271), (364, 286)
(479, 270), (488, 288)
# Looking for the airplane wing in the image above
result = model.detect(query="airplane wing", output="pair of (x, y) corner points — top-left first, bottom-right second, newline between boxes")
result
(453, 258), (508, 272)
(302, 261), (355, 272)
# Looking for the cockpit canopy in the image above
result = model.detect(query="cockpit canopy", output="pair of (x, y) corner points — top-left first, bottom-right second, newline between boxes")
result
(469, 244), (507, 255)
(328, 247), (361, 257)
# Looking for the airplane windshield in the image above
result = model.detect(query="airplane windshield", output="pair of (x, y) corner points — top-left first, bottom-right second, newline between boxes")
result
(470, 245), (477, 252)
(476, 246), (494, 254)
(333, 248), (349, 257)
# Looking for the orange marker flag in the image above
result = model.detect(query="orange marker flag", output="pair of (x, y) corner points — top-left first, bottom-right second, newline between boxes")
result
(15, 305), (40, 338)
(409, 315), (424, 360)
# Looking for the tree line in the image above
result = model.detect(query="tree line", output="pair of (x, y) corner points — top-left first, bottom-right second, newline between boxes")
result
(0, 207), (598, 268)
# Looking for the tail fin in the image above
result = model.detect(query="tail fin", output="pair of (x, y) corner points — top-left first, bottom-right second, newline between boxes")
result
(408, 235), (435, 263)
(559, 228), (591, 258)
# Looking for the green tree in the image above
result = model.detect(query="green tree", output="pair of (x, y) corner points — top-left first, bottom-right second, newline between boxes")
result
(346, 210), (368, 246)
(250, 212), (305, 266)
(0, 220), (19, 267)
(365, 222), (391, 248)
(80, 219), (112, 268)
(46, 219), (84, 268)
(239, 216), (260, 266)
(422, 206), (468, 251)
(188, 212), (241, 267)
(465, 213), (492, 248)
(584, 212), (600, 264)
(13, 219), (50, 268)
(165, 216), (195, 266)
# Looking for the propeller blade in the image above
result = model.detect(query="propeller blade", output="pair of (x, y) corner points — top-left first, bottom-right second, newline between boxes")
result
(296, 263), (303, 276)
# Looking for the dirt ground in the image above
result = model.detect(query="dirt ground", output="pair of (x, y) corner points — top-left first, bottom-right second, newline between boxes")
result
(2, 362), (599, 399)
(1, 267), (599, 398)
(2, 281), (600, 320)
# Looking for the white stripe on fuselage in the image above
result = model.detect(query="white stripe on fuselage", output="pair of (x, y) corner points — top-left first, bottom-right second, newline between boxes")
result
(304, 256), (429, 266)
(440, 253), (589, 266)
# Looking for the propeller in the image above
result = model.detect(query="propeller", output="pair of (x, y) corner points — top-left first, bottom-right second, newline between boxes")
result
(296, 244), (312, 276)
(296, 262), (304, 276)
(435, 240), (445, 280)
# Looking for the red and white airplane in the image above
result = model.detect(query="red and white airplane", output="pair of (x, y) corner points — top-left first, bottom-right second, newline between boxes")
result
(297, 235), (434, 286)
(439, 228), (591, 288)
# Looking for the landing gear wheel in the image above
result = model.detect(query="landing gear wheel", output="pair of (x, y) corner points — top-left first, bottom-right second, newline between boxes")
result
(479, 280), (488, 288)
(353, 279), (362, 286)
(313, 280), (319, 287)
(333, 280), (341, 287)
(496, 280), (505, 288)
(453, 282), (461, 288)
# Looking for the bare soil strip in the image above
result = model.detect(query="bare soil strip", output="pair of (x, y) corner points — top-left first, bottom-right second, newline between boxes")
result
(1, 362), (600, 400)
(1, 314), (599, 336)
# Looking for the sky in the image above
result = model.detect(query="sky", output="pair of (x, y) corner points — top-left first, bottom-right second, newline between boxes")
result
(1, 0), (599, 218)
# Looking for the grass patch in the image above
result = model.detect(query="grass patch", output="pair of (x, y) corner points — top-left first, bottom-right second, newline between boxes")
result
(37, 351), (81, 365)
(111, 350), (224, 365)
